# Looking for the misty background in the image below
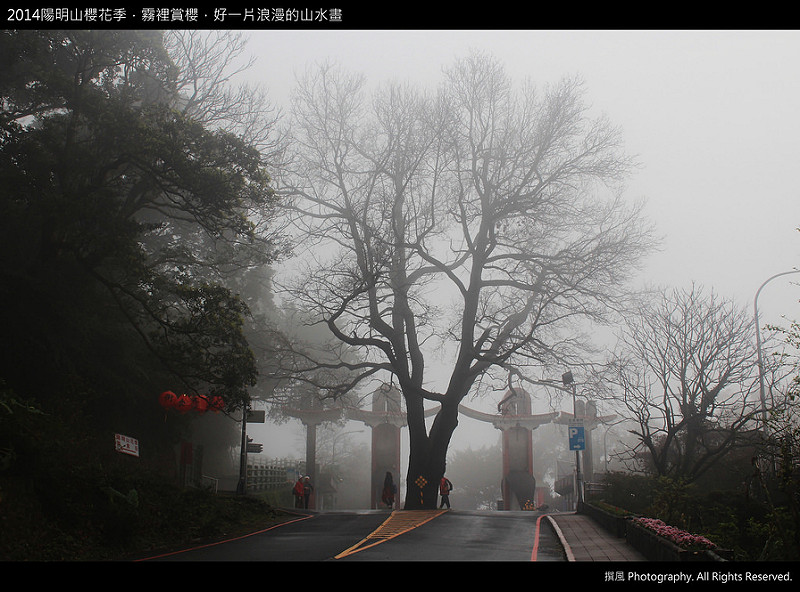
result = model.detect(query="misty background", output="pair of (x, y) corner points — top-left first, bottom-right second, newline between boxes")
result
(232, 29), (800, 498)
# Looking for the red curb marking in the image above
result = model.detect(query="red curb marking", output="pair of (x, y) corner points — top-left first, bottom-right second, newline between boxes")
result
(133, 514), (315, 561)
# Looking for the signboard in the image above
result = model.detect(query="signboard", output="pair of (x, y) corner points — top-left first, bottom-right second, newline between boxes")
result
(246, 443), (263, 453)
(115, 433), (139, 457)
(568, 421), (585, 451)
(247, 409), (266, 423)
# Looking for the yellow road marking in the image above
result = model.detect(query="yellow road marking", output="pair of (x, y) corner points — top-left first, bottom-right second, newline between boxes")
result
(334, 510), (447, 559)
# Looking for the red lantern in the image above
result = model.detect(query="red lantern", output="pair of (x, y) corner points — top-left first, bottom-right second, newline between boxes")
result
(159, 391), (177, 409)
(175, 393), (193, 413)
(194, 395), (209, 414)
(209, 396), (225, 413)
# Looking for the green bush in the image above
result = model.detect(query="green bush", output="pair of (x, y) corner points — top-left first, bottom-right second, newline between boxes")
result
(601, 472), (655, 514)
(598, 472), (797, 560)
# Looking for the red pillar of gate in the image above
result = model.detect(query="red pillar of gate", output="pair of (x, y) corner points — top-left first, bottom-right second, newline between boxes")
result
(499, 388), (534, 510)
(371, 422), (401, 509)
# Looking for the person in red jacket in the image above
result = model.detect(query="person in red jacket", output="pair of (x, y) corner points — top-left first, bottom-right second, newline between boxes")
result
(439, 475), (453, 509)
(293, 476), (305, 508)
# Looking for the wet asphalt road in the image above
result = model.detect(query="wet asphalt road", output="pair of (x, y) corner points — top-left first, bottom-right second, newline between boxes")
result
(138, 509), (566, 562)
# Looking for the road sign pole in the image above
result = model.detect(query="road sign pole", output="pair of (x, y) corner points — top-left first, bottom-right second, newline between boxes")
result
(237, 407), (248, 495)
(563, 371), (584, 508)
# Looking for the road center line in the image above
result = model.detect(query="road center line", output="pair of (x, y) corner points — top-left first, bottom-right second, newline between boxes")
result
(334, 510), (447, 559)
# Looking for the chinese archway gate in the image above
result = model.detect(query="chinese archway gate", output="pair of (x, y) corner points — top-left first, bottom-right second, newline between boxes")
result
(459, 388), (557, 510)
(346, 384), (406, 509)
(285, 384), (606, 511)
(283, 398), (342, 510)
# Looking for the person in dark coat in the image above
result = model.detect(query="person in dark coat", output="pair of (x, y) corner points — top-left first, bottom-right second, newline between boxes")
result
(302, 475), (314, 509)
(381, 471), (396, 508)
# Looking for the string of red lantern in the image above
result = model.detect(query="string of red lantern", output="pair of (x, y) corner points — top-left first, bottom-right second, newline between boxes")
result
(158, 391), (224, 414)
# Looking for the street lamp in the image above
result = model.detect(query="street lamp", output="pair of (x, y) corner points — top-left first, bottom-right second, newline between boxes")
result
(754, 270), (800, 425)
(562, 371), (584, 507)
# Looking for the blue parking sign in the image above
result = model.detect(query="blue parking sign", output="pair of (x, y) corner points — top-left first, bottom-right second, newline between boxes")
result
(568, 425), (585, 451)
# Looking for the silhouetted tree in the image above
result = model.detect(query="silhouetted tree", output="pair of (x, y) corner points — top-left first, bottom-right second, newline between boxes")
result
(275, 53), (654, 508)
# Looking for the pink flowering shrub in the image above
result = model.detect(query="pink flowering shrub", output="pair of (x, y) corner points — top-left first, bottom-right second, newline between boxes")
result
(632, 517), (717, 550)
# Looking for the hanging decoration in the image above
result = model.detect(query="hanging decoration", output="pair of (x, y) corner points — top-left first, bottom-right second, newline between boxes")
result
(158, 390), (177, 409)
(158, 391), (224, 415)
(415, 475), (428, 506)
(175, 393), (193, 413)
(193, 395), (209, 414)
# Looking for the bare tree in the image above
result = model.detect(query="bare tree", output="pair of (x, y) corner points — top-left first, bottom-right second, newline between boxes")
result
(164, 30), (287, 159)
(604, 284), (770, 483)
(275, 53), (654, 508)
(158, 31), (291, 280)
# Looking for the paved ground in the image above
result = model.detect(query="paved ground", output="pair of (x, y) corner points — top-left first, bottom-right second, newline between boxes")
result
(135, 508), (647, 562)
(339, 509), (567, 561)
(547, 512), (647, 561)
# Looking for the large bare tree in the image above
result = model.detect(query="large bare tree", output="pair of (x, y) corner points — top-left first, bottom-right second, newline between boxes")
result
(274, 53), (654, 508)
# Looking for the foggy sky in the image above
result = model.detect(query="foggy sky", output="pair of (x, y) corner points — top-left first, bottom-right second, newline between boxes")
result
(242, 29), (800, 459)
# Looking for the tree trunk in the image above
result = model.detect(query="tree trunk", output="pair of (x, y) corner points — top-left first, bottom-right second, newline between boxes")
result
(403, 398), (459, 510)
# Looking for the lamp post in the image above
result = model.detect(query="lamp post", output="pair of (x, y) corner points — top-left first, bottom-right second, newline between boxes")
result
(754, 270), (800, 425)
(562, 371), (583, 507)
(524, 372), (586, 508)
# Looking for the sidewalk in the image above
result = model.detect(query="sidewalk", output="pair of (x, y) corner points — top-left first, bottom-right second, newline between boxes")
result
(547, 512), (647, 561)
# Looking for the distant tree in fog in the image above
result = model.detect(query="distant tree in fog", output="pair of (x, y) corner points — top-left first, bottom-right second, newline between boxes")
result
(274, 52), (654, 509)
(447, 444), (503, 510)
(604, 284), (774, 483)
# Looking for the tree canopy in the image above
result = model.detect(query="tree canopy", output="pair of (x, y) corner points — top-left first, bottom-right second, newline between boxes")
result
(0, 30), (283, 454)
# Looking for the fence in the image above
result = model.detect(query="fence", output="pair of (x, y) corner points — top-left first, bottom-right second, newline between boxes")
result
(246, 457), (305, 492)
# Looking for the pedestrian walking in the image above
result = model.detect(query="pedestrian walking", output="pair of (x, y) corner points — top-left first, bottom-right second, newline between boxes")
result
(439, 475), (453, 509)
(381, 471), (396, 508)
(302, 475), (314, 509)
(293, 476), (305, 508)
